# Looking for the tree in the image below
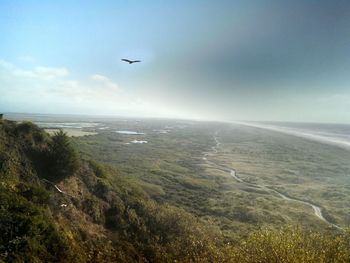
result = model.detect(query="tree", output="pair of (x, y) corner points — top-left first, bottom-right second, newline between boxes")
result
(46, 130), (79, 182)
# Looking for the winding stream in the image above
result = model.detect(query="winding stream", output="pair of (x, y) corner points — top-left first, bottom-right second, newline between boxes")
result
(230, 170), (341, 229)
(204, 132), (341, 229)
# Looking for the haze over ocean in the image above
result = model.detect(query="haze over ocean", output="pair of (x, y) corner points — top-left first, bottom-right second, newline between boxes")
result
(241, 121), (350, 150)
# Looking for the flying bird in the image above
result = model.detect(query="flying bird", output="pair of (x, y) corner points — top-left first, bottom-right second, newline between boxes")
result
(121, 59), (141, 64)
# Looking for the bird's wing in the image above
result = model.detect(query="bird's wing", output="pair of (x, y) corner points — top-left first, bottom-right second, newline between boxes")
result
(121, 59), (132, 63)
(132, 60), (141, 63)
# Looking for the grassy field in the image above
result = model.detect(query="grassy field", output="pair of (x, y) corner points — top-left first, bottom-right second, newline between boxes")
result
(7, 114), (349, 240)
(49, 117), (349, 241)
(217, 124), (350, 227)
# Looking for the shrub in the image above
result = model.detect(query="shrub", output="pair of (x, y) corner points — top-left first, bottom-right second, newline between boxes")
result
(14, 121), (46, 147)
(20, 185), (51, 205)
(88, 159), (109, 178)
(228, 226), (350, 263)
(0, 189), (73, 262)
(46, 130), (80, 182)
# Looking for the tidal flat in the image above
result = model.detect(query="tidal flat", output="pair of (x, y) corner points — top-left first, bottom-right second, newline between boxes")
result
(44, 128), (98, 137)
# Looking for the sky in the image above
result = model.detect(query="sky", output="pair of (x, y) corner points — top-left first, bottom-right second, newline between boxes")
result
(1, 0), (350, 123)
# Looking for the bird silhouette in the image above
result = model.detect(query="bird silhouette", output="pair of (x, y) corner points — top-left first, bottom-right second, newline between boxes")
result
(121, 59), (141, 64)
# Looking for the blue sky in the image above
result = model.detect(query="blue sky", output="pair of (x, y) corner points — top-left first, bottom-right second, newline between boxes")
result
(1, 0), (350, 122)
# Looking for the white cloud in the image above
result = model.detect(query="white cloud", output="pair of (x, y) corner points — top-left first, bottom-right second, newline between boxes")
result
(0, 59), (15, 70)
(34, 66), (69, 79)
(0, 60), (69, 80)
(0, 59), (187, 118)
(90, 74), (120, 91)
(17, 55), (36, 63)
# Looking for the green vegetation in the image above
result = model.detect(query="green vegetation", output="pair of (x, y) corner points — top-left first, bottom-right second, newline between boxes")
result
(46, 130), (80, 182)
(1, 118), (350, 262)
(71, 119), (350, 238)
(227, 226), (350, 263)
(0, 186), (73, 262)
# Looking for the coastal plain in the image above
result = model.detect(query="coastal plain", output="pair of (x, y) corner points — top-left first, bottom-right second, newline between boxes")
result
(35, 117), (349, 241)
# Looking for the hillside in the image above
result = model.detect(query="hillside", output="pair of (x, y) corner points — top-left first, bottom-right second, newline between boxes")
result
(0, 119), (225, 262)
(0, 119), (349, 263)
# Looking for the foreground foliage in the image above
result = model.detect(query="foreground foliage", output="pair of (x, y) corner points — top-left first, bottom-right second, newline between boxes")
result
(227, 226), (350, 263)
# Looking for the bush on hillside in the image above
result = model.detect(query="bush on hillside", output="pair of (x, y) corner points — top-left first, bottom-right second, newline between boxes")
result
(45, 130), (80, 182)
(227, 226), (350, 263)
(0, 188), (74, 262)
(15, 121), (46, 146)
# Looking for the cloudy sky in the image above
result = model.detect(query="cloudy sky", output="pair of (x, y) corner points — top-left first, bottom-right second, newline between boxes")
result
(1, 0), (350, 122)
